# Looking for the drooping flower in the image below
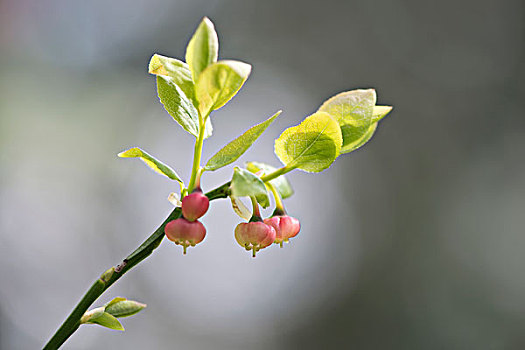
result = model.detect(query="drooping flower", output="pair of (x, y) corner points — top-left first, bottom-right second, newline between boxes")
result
(264, 214), (300, 247)
(234, 221), (276, 257)
(165, 218), (206, 254)
(181, 188), (209, 221)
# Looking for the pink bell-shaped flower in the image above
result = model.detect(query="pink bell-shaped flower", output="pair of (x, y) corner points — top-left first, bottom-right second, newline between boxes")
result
(234, 221), (276, 257)
(264, 215), (300, 247)
(165, 217), (206, 254)
(181, 188), (209, 221)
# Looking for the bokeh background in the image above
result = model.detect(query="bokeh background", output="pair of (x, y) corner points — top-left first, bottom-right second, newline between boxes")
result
(1, 0), (523, 349)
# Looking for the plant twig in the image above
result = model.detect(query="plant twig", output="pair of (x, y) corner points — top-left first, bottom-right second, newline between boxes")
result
(44, 169), (286, 349)
(43, 183), (230, 349)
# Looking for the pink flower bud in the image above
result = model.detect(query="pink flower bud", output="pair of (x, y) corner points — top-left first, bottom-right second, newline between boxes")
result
(264, 215), (300, 247)
(164, 218), (206, 254)
(234, 221), (276, 257)
(181, 190), (209, 221)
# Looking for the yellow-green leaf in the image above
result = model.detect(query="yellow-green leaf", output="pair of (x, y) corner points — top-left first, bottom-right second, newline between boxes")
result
(274, 112), (342, 173)
(151, 56), (213, 138)
(230, 167), (269, 207)
(318, 89), (376, 126)
(230, 196), (252, 220)
(204, 111), (281, 171)
(157, 76), (200, 137)
(340, 122), (378, 154)
(149, 54), (195, 101)
(185, 17), (219, 82)
(372, 105), (393, 122)
(245, 161), (293, 199)
(118, 147), (183, 183)
(318, 89), (382, 153)
(105, 299), (146, 318)
(88, 312), (125, 331)
(195, 60), (251, 117)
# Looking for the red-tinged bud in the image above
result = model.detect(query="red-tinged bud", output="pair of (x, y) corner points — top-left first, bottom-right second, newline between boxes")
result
(234, 221), (276, 257)
(264, 215), (300, 247)
(181, 188), (209, 221)
(164, 218), (206, 254)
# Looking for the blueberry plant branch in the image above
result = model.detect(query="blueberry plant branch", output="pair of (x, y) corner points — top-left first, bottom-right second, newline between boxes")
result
(43, 171), (270, 349)
(43, 17), (392, 349)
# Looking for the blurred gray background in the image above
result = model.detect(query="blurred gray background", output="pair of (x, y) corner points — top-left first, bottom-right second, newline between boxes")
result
(0, 0), (523, 349)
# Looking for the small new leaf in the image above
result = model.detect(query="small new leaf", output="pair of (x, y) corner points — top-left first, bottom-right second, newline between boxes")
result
(230, 196), (252, 220)
(372, 105), (393, 122)
(118, 147), (183, 183)
(348, 122), (378, 152)
(149, 54), (195, 102)
(89, 312), (125, 331)
(157, 76), (201, 137)
(339, 123), (378, 154)
(204, 111), (281, 171)
(185, 17), (219, 82)
(230, 167), (269, 206)
(104, 297), (127, 309)
(274, 112), (342, 172)
(105, 299), (147, 318)
(245, 161), (293, 199)
(195, 60), (251, 117)
(318, 89), (386, 153)
(318, 89), (376, 127)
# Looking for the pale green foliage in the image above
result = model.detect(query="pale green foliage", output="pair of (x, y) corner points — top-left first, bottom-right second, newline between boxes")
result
(230, 196), (252, 220)
(185, 17), (218, 82)
(274, 112), (342, 172)
(372, 105), (393, 122)
(88, 312), (125, 331)
(318, 89), (376, 126)
(81, 307), (124, 331)
(118, 147), (183, 183)
(204, 111), (281, 171)
(104, 298), (146, 318)
(149, 54), (195, 102)
(195, 60), (251, 117)
(245, 161), (293, 199)
(157, 76), (200, 136)
(230, 167), (269, 207)
(318, 89), (391, 153)
(344, 122), (378, 152)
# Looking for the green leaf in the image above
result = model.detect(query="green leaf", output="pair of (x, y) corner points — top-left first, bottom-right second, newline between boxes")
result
(350, 122), (378, 152)
(195, 60), (251, 117)
(274, 112), (342, 173)
(340, 122), (378, 154)
(118, 147), (183, 183)
(318, 89), (376, 127)
(372, 105), (393, 122)
(149, 54), (195, 102)
(185, 17), (219, 82)
(204, 111), (281, 171)
(318, 89), (377, 153)
(151, 56), (213, 138)
(88, 312), (125, 331)
(157, 76), (200, 137)
(245, 161), (293, 199)
(105, 300), (147, 318)
(230, 196), (252, 220)
(104, 297), (127, 309)
(230, 167), (269, 207)
(80, 307), (105, 324)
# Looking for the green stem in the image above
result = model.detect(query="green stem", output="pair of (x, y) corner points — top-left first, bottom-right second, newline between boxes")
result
(187, 116), (207, 193)
(43, 165), (289, 349)
(43, 185), (230, 350)
(267, 182), (285, 213)
(249, 196), (261, 219)
(260, 165), (292, 182)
